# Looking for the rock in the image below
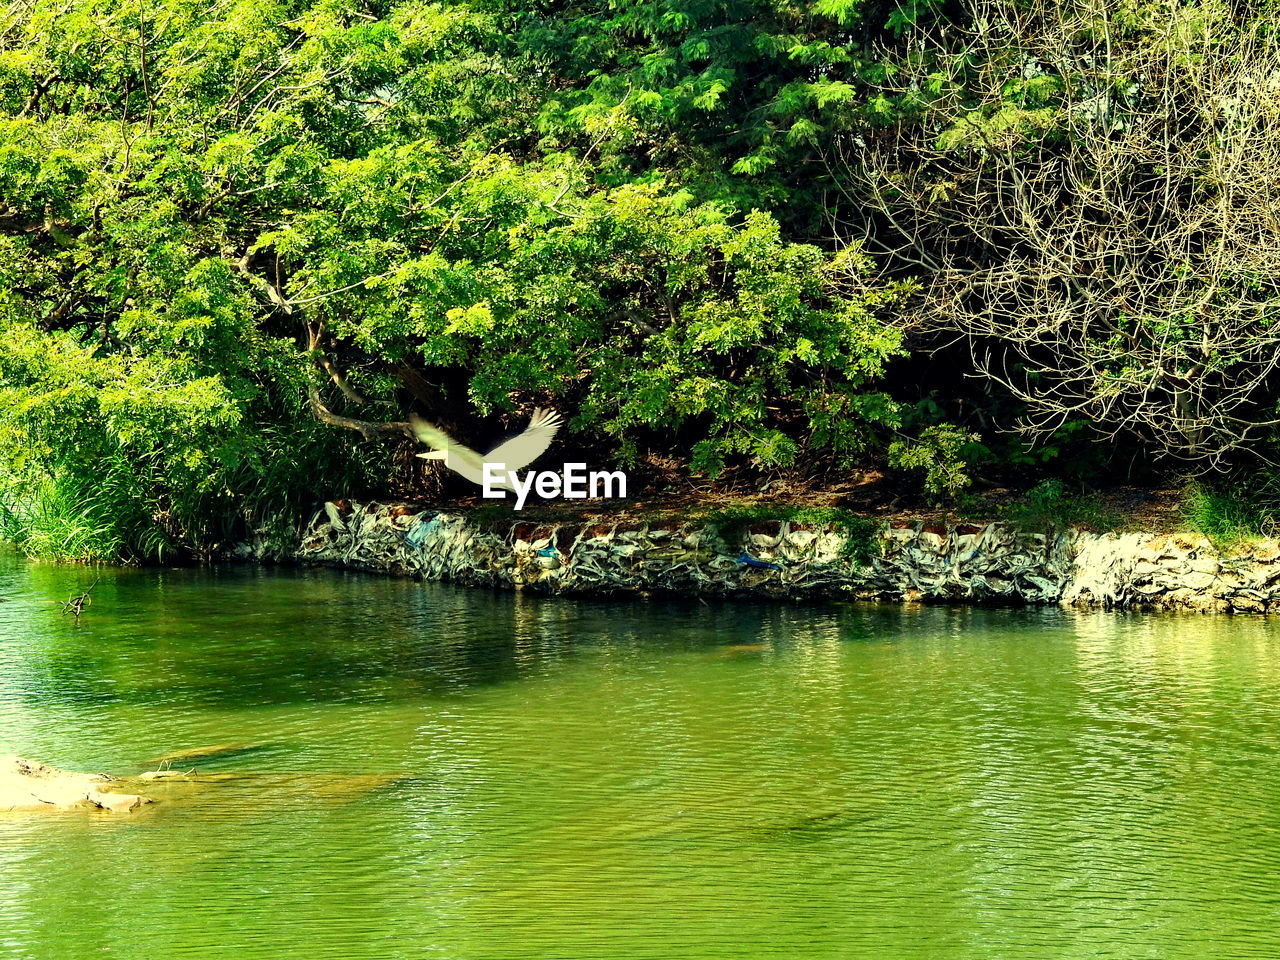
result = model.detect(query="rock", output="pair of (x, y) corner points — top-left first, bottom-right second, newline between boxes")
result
(323, 501), (347, 532)
(1183, 572), (1217, 591)
(94, 792), (149, 812)
(1252, 543), (1280, 563)
(1, 757), (152, 813)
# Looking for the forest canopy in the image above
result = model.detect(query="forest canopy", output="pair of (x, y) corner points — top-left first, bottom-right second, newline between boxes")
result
(2, 0), (1279, 559)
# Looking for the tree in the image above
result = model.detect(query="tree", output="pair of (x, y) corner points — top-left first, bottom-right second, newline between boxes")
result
(836, 0), (1280, 468)
(0, 0), (916, 559)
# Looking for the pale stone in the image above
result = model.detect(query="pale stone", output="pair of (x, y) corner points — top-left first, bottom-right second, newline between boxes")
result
(1, 757), (152, 813)
(90, 790), (149, 812)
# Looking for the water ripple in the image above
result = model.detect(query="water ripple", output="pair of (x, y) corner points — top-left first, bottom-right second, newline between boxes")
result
(2, 554), (1280, 958)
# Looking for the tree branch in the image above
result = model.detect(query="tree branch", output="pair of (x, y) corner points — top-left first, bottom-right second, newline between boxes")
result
(307, 387), (413, 440)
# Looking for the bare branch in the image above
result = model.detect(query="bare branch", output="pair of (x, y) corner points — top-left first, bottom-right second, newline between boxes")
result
(832, 0), (1280, 468)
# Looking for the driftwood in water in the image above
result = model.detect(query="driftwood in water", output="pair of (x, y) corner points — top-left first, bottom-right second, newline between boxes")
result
(59, 577), (99, 621)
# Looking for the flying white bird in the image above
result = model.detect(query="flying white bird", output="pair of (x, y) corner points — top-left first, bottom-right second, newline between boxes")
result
(411, 408), (564, 491)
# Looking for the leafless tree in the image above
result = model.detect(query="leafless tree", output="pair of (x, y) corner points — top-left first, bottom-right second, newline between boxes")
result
(833, 0), (1280, 467)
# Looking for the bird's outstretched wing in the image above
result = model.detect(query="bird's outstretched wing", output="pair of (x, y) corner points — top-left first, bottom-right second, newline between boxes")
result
(410, 416), (485, 470)
(482, 408), (563, 470)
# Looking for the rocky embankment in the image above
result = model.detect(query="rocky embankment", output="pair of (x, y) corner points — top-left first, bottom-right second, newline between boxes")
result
(242, 500), (1280, 613)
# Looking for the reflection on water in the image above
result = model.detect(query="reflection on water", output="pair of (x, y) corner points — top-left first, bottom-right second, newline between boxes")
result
(3, 552), (1280, 959)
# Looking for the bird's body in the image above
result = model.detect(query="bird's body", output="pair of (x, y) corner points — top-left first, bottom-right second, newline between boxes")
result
(433, 453), (512, 490)
(411, 408), (563, 489)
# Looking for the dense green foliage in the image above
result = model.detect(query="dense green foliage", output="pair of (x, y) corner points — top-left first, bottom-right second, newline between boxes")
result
(3, 0), (1280, 559)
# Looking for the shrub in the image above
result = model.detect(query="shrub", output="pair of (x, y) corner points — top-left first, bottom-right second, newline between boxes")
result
(1001, 481), (1121, 535)
(887, 425), (981, 500)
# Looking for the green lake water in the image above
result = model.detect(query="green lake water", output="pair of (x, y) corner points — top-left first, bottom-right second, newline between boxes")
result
(3, 552), (1280, 959)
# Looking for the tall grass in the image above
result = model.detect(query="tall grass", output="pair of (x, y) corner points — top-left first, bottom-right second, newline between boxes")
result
(0, 425), (380, 564)
(0, 474), (127, 563)
(0, 456), (181, 563)
(1182, 482), (1280, 552)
